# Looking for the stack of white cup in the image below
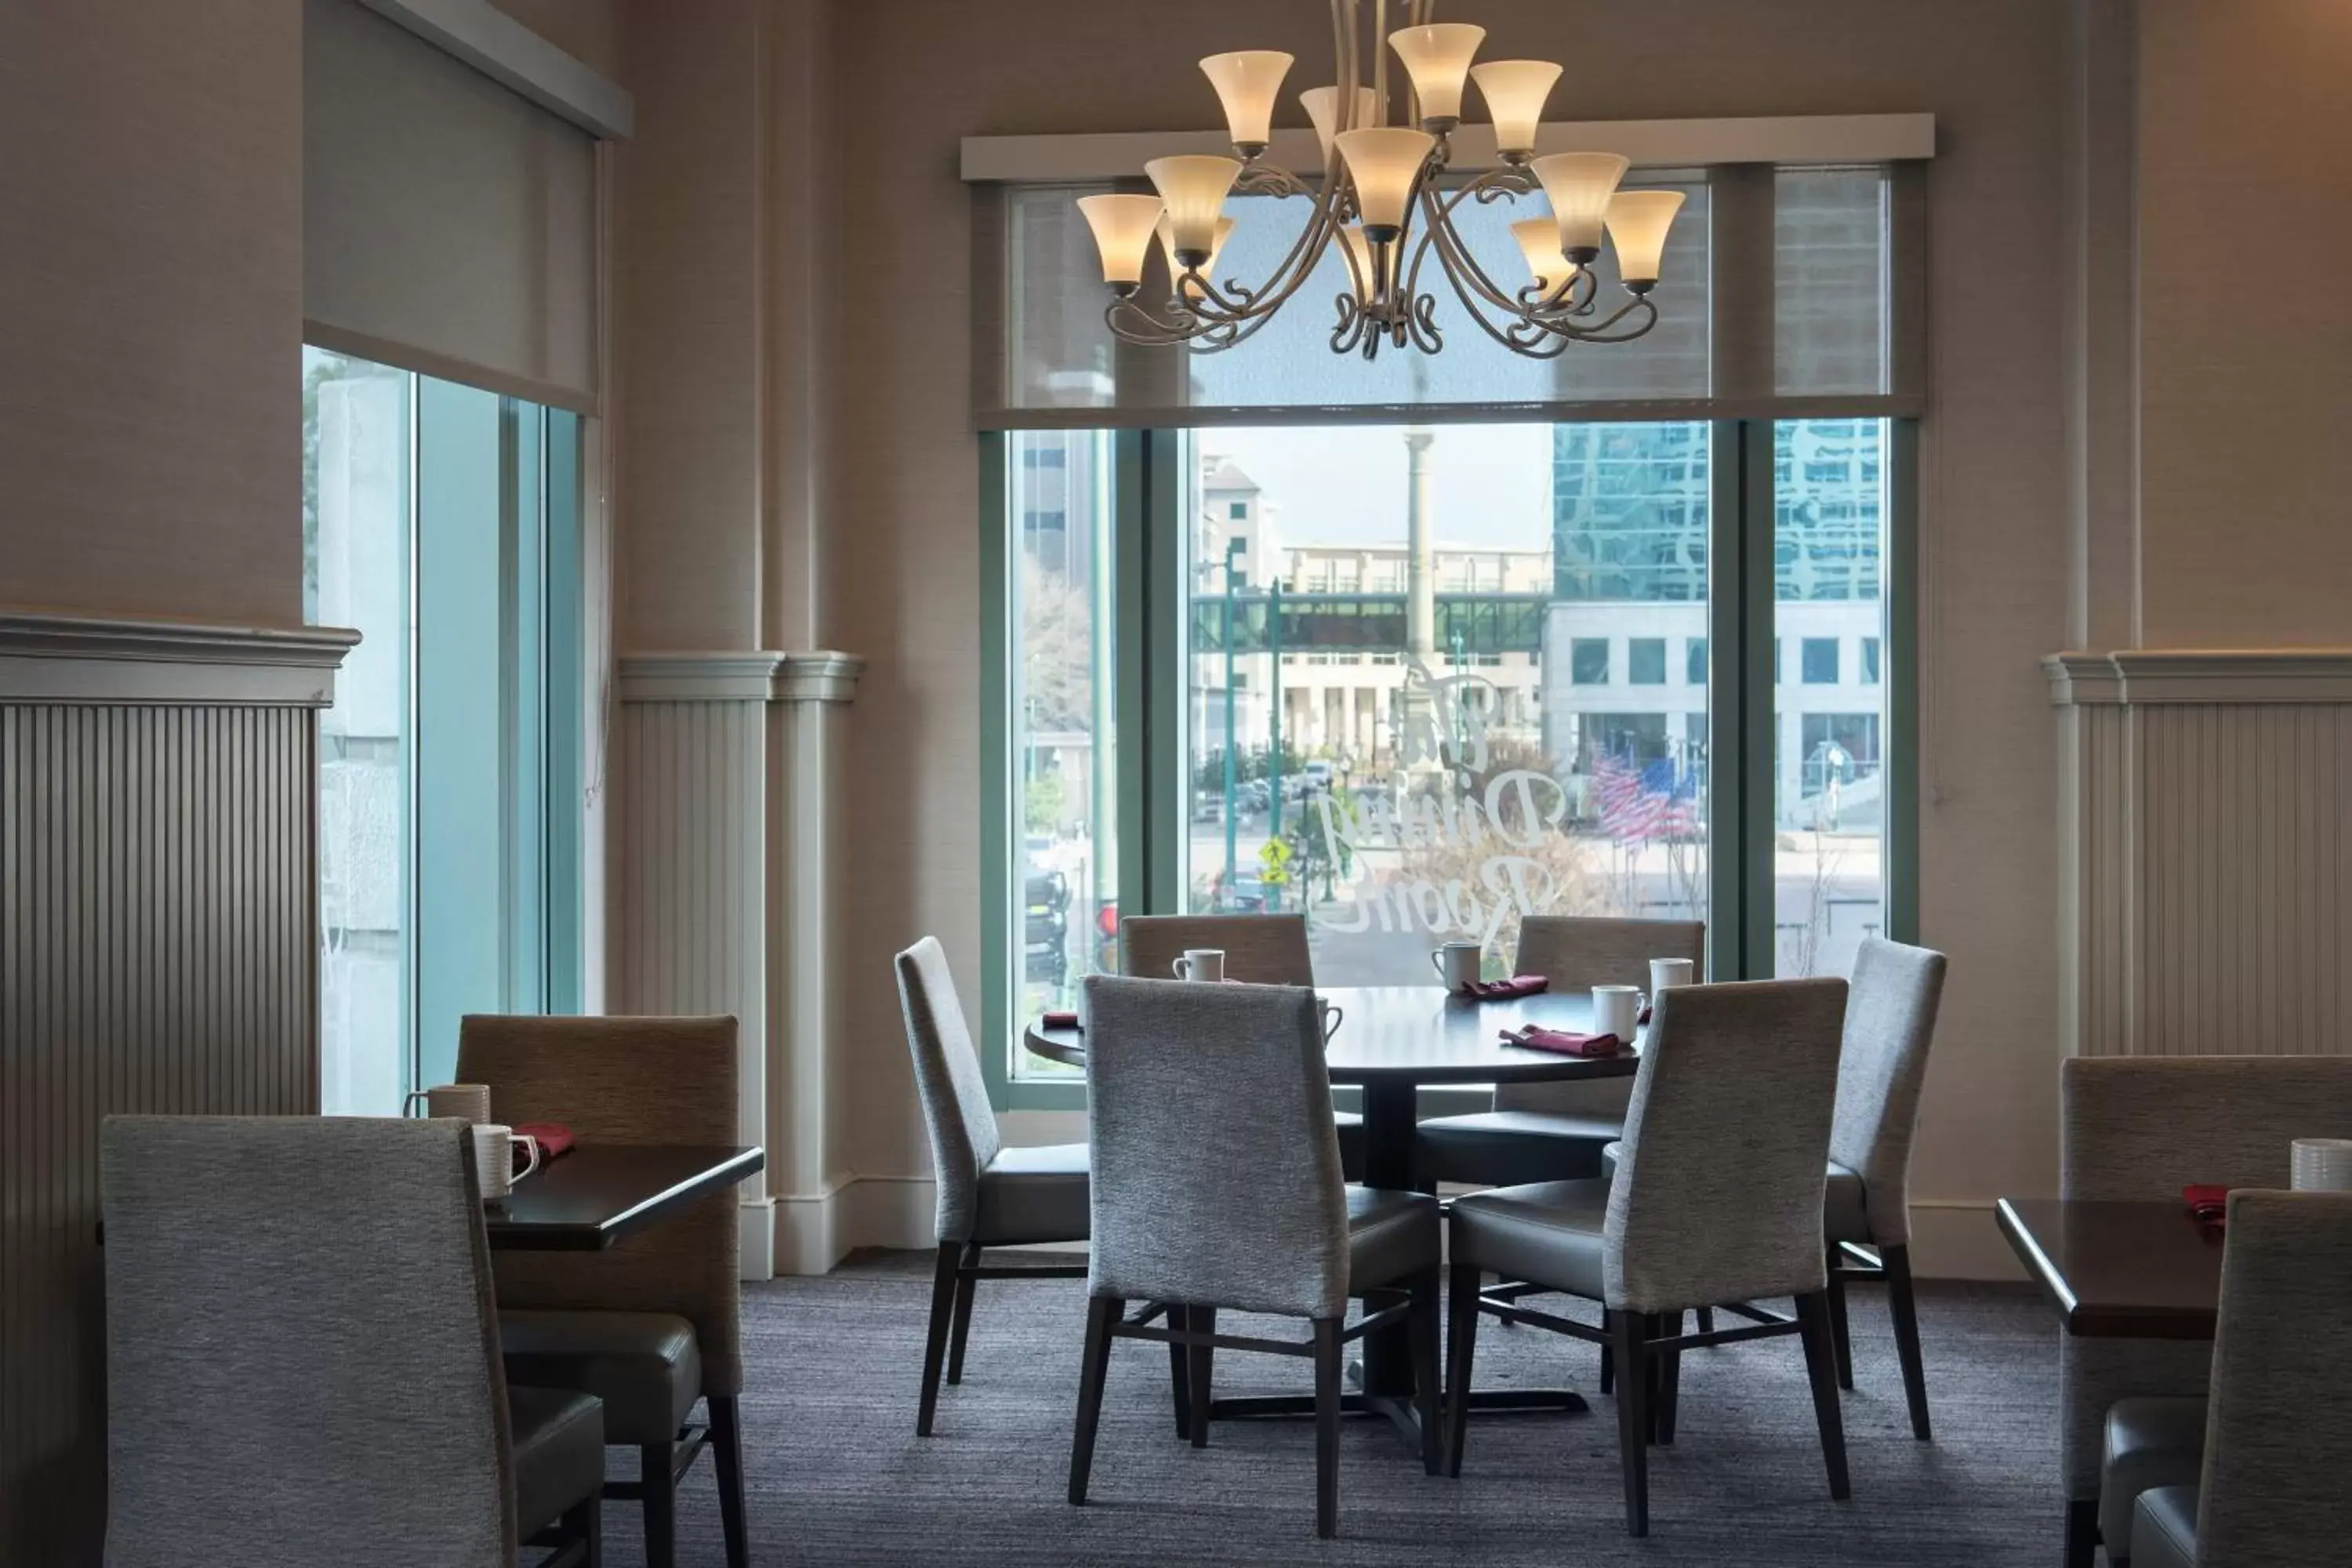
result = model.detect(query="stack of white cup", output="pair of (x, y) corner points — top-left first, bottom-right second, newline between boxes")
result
(2290, 1138), (2352, 1192)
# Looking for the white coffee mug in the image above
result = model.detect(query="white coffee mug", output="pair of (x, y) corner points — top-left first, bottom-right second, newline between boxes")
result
(1172, 948), (1225, 982)
(407, 1083), (492, 1124)
(2292, 1138), (2352, 1192)
(1316, 1000), (1345, 1041)
(1650, 957), (1696, 994)
(471, 1123), (542, 1201)
(1592, 985), (1644, 1043)
(1431, 941), (1483, 993)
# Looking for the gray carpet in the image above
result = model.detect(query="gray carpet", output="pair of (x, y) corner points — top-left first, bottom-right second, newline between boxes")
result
(599, 1253), (2065, 1566)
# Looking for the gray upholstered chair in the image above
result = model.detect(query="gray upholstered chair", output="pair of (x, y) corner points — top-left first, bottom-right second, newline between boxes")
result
(2125, 1190), (2352, 1568)
(2059, 1056), (2352, 1568)
(895, 936), (1091, 1436)
(100, 1116), (604, 1568)
(1416, 915), (1706, 1187)
(459, 1013), (746, 1568)
(1819, 936), (1947, 1439)
(1067, 975), (1443, 1540)
(1444, 978), (1852, 1537)
(1119, 911), (1365, 1181)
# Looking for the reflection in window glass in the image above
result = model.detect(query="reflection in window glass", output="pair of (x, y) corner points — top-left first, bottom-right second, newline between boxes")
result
(1775, 419), (1889, 978)
(1628, 638), (1667, 685)
(1686, 637), (1708, 686)
(1181, 425), (1708, 983)
(1010, 432), (1117, 1077)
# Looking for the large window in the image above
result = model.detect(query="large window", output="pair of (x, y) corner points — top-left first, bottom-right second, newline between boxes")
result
(986, 418), (1911, 1097)
(304, 347), (583, 1115)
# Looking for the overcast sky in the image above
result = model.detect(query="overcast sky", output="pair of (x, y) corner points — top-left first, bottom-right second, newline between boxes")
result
(1203, 423), (1555, 552)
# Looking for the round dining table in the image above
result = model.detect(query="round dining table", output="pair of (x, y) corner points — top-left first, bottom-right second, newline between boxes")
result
(1024, 983), (1642, 1435)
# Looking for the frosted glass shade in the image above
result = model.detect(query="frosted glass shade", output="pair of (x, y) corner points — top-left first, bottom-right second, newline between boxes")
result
(1158, 213), (1236, 295)
(1510, 216), (1577, 294)
(1388, 23), (1485, 123)
(1470, 60), (1562, 154)
(1075, 194), (1166, 287)
(1335, 126), (1436, 239)
(1200, 50), (1294, 147)
(1530, 151), (1630, 259)
(1605, 189), (1686, 285)
(1144, 154), (1241, 260)
(1301, 85), (1381, 161)
(1338, 223), (1397, 303)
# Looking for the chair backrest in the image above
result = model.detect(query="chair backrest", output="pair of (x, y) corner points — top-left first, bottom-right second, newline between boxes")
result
(1497, 915), (1707, 1116)
(892, 936), (1003, 1244)
(1605, 978), (1849, 1313)
(2195, 1190), (2352, 1564)
(1081, 975), (1350, 1321)
(1827, 937), (1948, 1245)
(457, 1012), (742, 1397)
(2056, 1055), (2352, 1499)
(102, 1116), (516, 1568)
(1120, 913), (1315, 985)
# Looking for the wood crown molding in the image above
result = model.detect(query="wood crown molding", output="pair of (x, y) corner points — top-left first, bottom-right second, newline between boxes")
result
(2046, 649), (2352, 706)
(617, 651), (864, 705)
(0, 612), (358, 706)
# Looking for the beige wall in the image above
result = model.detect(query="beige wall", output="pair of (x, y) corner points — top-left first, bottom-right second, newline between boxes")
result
(2134, 0), (2352, 648)
(0, 0), (303, 627)
(816, 0), (2073, 1272)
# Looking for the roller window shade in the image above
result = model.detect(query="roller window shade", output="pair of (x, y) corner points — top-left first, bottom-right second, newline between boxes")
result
(304, 0), (597, 412)
(977, 163), (1914, 429)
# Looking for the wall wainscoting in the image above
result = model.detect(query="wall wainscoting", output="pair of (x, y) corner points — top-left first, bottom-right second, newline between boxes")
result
(614, 649), (861, 1277)
(2052, 650), (2352, 1060)
(0, 612), (352, 1563)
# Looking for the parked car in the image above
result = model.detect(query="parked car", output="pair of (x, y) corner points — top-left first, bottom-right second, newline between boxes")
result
(1192, 793), (1223, 823)
(1301, 760), (1334, 794)
(1209, 869), (1268, 913)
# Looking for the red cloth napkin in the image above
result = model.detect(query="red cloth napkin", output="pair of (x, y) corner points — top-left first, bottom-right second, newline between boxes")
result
(1041, 1009), (1080, 1030)
(2184, 1184), (2228, 1226)
(1503, 1026), (1621, 1058)
(511, 1122), (574, 1160)
(1465, 975), (1550, 1000)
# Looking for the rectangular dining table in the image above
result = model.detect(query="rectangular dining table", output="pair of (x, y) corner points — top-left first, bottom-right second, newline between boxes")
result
(482, 1143), (764, 1251)
(1994, 1196), (2226, 1340)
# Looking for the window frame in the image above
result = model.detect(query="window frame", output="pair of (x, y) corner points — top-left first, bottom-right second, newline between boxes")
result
(979, 419), (1917, 1111)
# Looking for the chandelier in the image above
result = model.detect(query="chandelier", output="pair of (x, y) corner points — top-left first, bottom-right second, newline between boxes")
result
(1074, 1), (1682, 362)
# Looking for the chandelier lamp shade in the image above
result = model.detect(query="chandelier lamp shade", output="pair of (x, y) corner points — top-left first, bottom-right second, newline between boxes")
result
(1076, 0), (1681, 360)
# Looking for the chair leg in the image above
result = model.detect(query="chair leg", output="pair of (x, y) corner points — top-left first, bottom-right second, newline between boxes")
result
(1824, 1247), (1854, 1391)
(710, 1395), (749, 1568)
(1697, 1306), (1715, 1336)
(1882, 1243), (1933, 1440)
(1409, 1269), (1443, 1476)
(640, 1443), (677, 1568)
(1069, 1295), (1122, 1506)
(561, 1495), (601, 1568)
(1312, 1316), (1343, 1540)
(1187, 1305), (1217, 1448)
(1443, 1261), (1480, 1479)
(1794, 1292), (1852, 1501)
(2064, 1497), (2100, 1568)
(916, 1241), (960, 1436)
(1610, 1309), (1650, 1537)
(946, 1241), (982, 1385)
(1597, 1309), (1614, 1395)
(1166, 1304), (1192, 1439)
(1654, 1310), (1683, 1446)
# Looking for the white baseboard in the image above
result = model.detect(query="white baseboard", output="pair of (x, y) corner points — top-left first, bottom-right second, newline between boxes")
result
(771, 1176), (938, 1276)
(1904, 1200), (2025, 1281)
(738, 1196), (776, 1282)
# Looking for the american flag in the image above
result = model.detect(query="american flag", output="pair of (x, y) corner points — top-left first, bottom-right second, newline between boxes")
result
(1592, 750), (1701, 842)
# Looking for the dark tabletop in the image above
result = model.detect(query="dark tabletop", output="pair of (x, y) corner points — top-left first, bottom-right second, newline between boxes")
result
(1994, 1197), (2225, 1340)
(1023, 984), (1642, 1087)
(482, 1144), (764, 1251)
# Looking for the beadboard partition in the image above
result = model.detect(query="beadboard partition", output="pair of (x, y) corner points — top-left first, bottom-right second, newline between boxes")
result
(0, 612), (352, 1563)
(614, 650), (861, 1277)
(2050, 650), (2352, 1061)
